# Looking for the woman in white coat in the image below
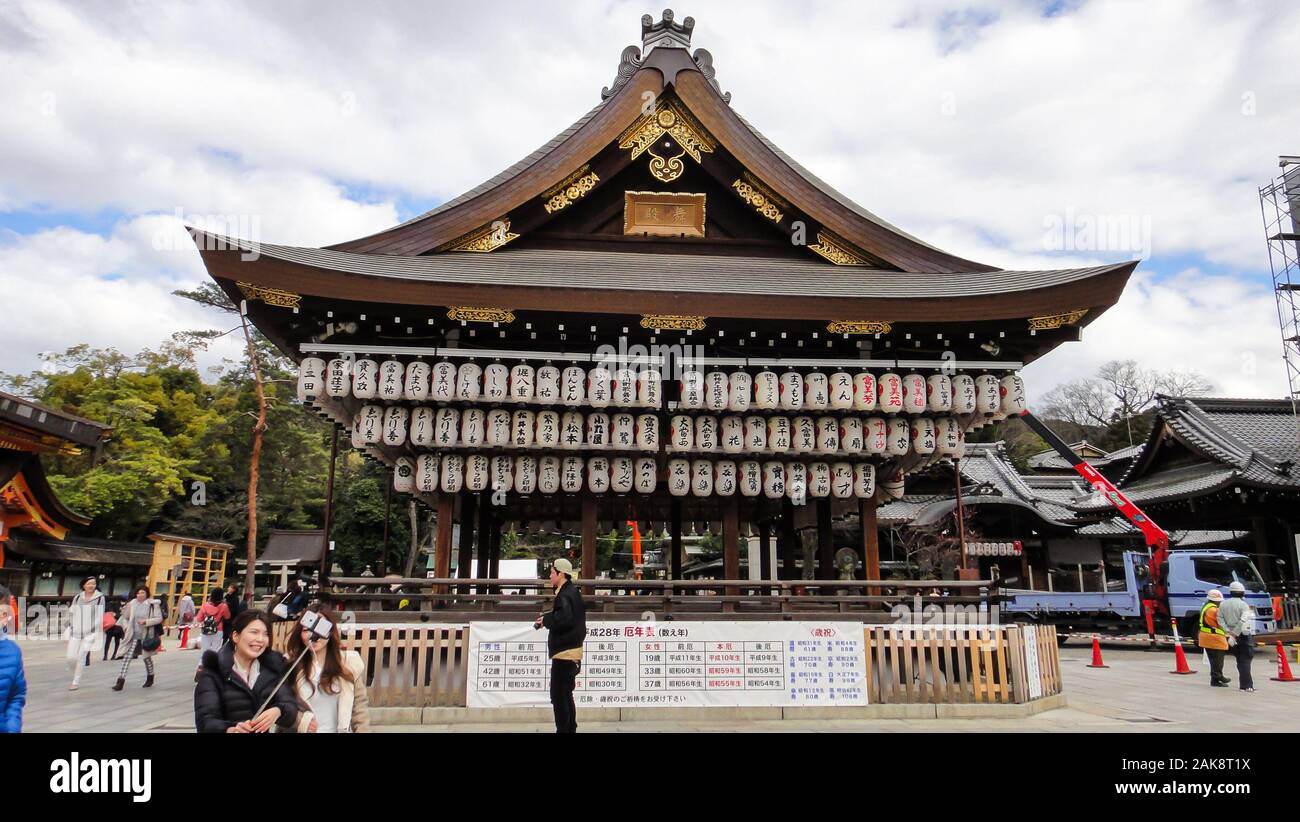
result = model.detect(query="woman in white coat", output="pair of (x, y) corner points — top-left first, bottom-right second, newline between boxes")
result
(284, 606), (370, 733)
(65, 577), (104, 690)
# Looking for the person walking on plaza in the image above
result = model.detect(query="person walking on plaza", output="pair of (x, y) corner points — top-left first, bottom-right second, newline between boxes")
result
(177, 591), (196, 629)
(193, 610), (304, 733)
(113, 587), (162, 691)
(534, 558), (586, 734)
(102, 600), (124, 660)
(1198, 589), (1231, 687)
(1218, 580), (1256, 692)
(193, 588), (232, 681)
(284, 606), (371, 733)
(65, 576), (105, 690)
(0, 586), (25, 733)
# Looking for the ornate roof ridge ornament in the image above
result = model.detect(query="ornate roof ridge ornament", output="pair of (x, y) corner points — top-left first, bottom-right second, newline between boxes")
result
(602, 11), (729, 104)
(642, 9), (694, 52)
(691, 48), (730, 104)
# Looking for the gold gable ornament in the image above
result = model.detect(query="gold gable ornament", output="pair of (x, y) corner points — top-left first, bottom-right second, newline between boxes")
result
(236, 282), (301, 309)
(439, 218), (520, 253)
(618, 98), (715, 183)
(826, 320), (893, 335)
(447, 307), (517, 324)
(639, 314), (706, 331)
(731, 175), (787, 224)
(1028, 309), (1089, 331)
(808, 231), (870, 266)
(543, 166), (600, 214)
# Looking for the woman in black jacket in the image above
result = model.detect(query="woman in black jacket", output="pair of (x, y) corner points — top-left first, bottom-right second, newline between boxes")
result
(194, 610), (303, 733)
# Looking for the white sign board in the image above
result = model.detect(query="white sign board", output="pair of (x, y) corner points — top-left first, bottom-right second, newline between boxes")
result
(1023, 625), (1043, 700)
(467, 621), (868, 708)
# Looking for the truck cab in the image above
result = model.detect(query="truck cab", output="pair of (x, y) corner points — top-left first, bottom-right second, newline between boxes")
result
(1165, 550), (1276, 635)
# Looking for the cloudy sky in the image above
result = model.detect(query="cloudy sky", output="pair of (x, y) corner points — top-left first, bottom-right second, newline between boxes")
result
(1, 0), (1297, 399)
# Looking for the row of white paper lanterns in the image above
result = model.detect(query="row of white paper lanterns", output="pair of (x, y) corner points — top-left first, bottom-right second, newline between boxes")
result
(392, 453), (902, 500)
(352, 406), (967, 457)
(298, 358), (1027, 416)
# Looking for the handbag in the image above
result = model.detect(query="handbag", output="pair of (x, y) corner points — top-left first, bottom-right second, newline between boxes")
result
(272, 603), (290, 620)
(141, 635), (162, 652)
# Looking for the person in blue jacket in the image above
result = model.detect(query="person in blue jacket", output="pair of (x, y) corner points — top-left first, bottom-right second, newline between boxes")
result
(0, 585), (26, 733)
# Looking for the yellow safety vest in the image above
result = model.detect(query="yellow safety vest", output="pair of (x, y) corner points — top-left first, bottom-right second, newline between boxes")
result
(1199, 602), (1226, 637)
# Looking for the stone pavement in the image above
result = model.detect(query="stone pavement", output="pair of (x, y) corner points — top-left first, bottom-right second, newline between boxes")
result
(13, 637), (1300, 732)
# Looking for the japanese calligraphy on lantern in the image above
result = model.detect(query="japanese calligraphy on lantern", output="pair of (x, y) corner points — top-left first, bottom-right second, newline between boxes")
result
(467, 621), (868, 708)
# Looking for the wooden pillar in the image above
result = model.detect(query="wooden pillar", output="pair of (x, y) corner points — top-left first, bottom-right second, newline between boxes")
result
(779, 498), (797, 580)
(817, 498), (833, 587)
(317, 425), (339, 585)
(670, 496), (683, 581)
(433, 491), (454, 606)
(488, 515), (501, 580)
(476, 490), (492, 581)
(860, 497), (881, 597)
(581, 493), (597, 582)
(758, 520), (772, 586)
(723, 496), (740, 601)
(378, 479), (392, 577)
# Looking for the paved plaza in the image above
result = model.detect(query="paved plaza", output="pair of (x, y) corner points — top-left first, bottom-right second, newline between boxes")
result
(15, 636), (1299, 733)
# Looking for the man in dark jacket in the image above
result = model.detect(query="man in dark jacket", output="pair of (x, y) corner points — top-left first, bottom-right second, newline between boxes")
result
(535, 558), (586, 734)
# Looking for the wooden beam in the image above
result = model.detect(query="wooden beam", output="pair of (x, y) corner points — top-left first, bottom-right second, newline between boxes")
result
(433, 491), (455, 605)
(861, 497), (881, 598)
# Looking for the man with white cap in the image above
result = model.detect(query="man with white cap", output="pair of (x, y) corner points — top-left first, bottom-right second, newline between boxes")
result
(535, 558), (586, 733)
(1197, 589), (1231, 687)
(1217, 580), (1256, 692)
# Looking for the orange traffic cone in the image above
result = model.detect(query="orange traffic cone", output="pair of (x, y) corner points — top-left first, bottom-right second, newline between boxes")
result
(1087, 636), (1108, 668)
(1271, 641), (1299, 683)
(1170, 641), (1196, 675)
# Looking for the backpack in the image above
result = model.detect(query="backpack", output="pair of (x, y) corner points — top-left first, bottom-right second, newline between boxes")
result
(201, 604), (221, 636)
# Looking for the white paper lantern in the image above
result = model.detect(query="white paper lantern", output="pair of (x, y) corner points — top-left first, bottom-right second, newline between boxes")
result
(634, 414), (657, 450)
(486, 409), (512, 447)
(416, 454), (439, 493)
(325, 358), (351, 398)
(882, 472), (905, 500)
(878, 373), (904, 414)
(509, 364), (535, 403)
(839, 418), (864, 454)
(614, 368), (637, 406)
(728, 372), (752, 412)
(491, 455), (514, 494)
(831, 462), (853, 499)
(441, 454), (465, 493)
(378, 360), (405, 401)
(854, 463), (876, 499)
(538, 456), (561, 494)
(483, 363), (509, 401)
(515, 456), (537, 495)
(767, 416), (791, 453)
(611, 457), (634, 493)
(793, 416), (817, 453)
(902, 373), (927, 415)
(976, 374), (1001, 416)
(828, 372), (854, 411)
(561, 457), (584, 493)
(587, 457), (610, 494)
(753, 371), (779, 409)
(705, 372), (729, 411)
(410, 407), (436, 447)
(927, 374), (952, 413)
(399, 360), (429, 401)
(695, 416), (719, 452)
(691, 460), (713, 496)
(430, 361), (456, 402)
(853, 372), (878, 412)
(808, 463), (831, 498)
(456, 362), (482, 402)
(587, 367), (612, 408)
(466, 454), (489, 492)
(435, 408), (460, 447)
(670, 415), (694, 452)
(679, 371), (704, 409)
(786, 462), (808, 502)
(560, 411), (584, 450)
(535, 410), (561, 448)
(383, 406), (409, 446)
(357, 405), (384, 444)
(393, 457), (415, 493)
(585, 412), (610, 449)
(1001, 374), (1027, 415)
(634, 457), (657, 494)
(668, 459), (691, 496)
(561, 366), (586, 406)
(818, 417), (840, 454)
(865, 417), (888, 455)
(779, 371), (805, 410)
(296, 357), (325, 401)
(744, 416), (767, 451)
(714, 460), (737, 496)
(763, 462), (786, 499)
(740, 461), (762, 497)
(353, 359), (379, 400)
(512, 410), (535, 448)
(535, 366), (560, 405)
(637, 369), (662, 408)
(460, 409), (485, 447)
(937, 417), (962, 456)
(721, 416), (745, 453)
(911, 417), (937, 455)
(804, 373), (829, 410)
(887, 418), (910, 456)
(951, 374), (977, 414)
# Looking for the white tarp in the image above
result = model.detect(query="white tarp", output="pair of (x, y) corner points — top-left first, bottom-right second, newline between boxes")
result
(467, 621), (868, 708)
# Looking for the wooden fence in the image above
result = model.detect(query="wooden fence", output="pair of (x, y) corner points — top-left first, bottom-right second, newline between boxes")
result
(271, 621), (1061, 709)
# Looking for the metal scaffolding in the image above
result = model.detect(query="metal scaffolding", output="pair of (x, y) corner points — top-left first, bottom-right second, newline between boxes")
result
(1260, 155), (1300, 428)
